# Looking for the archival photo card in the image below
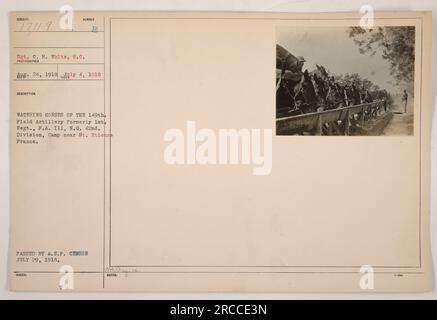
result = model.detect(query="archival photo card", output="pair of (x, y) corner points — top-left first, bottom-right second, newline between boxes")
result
(9, 11), (432, 292)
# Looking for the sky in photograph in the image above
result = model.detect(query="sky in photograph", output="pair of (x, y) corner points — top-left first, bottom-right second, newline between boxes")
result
(276, 26), (403, 94)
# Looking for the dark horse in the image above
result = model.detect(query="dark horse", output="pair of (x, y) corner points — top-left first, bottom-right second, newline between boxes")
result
(295, 70), (319, 114)
(276, 78), (301, 118)
(276, 69), (320, 118)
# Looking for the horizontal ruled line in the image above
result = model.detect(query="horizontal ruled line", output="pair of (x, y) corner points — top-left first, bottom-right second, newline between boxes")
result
(13, 271), (425, 275)
(110, 265), (423, 268)
(15, 62), (104, 65)
(13, 46), (104, 49)
(14, 79), (104, 81)
(14, 30), (103, 33)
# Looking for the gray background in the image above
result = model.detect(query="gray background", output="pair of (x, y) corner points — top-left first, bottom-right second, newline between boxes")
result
(1, 0), (436, 299)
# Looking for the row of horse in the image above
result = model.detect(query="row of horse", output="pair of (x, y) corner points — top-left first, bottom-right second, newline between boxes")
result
(276, 69), (387, 118)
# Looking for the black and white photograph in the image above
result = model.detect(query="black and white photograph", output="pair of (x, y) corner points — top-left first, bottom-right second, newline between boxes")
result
(276, 26), (415, 136)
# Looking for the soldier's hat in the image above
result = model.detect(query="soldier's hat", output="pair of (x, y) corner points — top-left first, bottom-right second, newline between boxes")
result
(297, 56), (306, 62)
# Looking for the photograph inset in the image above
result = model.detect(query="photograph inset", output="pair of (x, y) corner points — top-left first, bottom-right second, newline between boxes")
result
(276, 26), (415, 136)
